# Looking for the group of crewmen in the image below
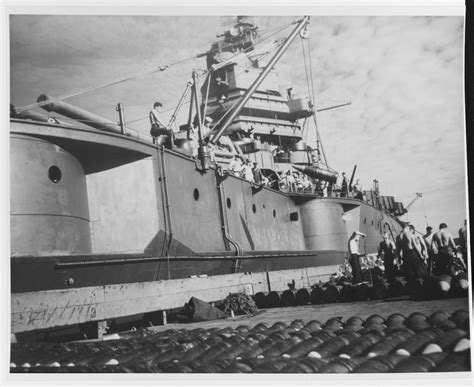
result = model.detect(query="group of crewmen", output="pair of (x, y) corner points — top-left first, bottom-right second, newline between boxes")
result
(348, 221), (468, 287)
(339, 172), (364, 199)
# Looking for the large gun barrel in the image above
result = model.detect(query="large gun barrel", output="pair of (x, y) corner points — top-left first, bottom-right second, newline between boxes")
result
(37, 94), (151, 142)
(11, 103), (62, 124)
(292, 165), (338, 184)
(349, 164), (357, 189)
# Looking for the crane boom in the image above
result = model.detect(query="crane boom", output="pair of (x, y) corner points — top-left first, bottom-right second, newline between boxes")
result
(405, 192), (422, 211)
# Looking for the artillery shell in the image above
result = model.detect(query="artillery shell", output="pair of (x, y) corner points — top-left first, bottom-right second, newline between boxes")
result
(235, 325), (250, 333)
(422, 328), (467, 354)
(253, 292), (267, 309)
(253, 358), (291, 373)
(303, 320), (323, 332)
(388, 278), (407, 297)
(386, 313), (406, 327)
(198, 341), (232, 364)
(174, 342), (211, 363)
(310, 286), (324, 304)
(280, 289), (297, 307)
(220, 362), (253, 373)
(365, 314), (385, 326)
(346, 316), (364, 328)
(250, 323), (268, 332)
(325, 317), (343, 331)
(265, 291), (281, 308)
(340, 284), (356, 302)
(257, 337), (301, 359)
(280, 361), (316, 373)
(453, 338), (470, 352)
(428, 311), (450, 326)
(307, 333), (357, 359)
(282, 334), (334, 358)
(355, 283), (370, 301)
(367, 330), (414, 358)
(291, 329), (312, 340)
(369, 281), (389, 300)
(353, 355), (404, 373)
(406, 312), (427, 325)
(450, 310), (469, 327)
(322, 285), (340, 303)
(436, 320), (458, 331)
(395, 329), (441, 356)
(238, 337), (277, 359)
(319, 357), (365, 373)
(434, 352), (470, 372)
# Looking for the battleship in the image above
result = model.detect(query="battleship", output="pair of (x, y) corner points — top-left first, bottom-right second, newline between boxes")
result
(10, 16), (413, 337)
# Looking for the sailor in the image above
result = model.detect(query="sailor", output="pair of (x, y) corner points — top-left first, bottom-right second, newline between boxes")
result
(400, 223), (427, 281)
(327, 181), (334, 197)
(315, 180), (324, 196)
(228, 155), (243, 176)
(287, 171), (296, 192)
(458, 219), (468, 267)
(302, 175), (313, 193)
(353, 179), (363, 200)
(149, 102), (168, 144)
(377, 232), (397, 283)
(241, 159), (255, 183)
(423, 226), (436, 275)
(252, 162), (263, 185)
(431, 223), (457, 276)
(410, 225), (429, 278)
(340, 172), (348, 197)
(448, 251), (468, 291)
(348, 231), (366, 284)
(294, 172), (303, 192)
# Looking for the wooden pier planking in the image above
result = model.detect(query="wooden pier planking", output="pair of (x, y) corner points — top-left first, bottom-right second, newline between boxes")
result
(11, 265), (338, 333)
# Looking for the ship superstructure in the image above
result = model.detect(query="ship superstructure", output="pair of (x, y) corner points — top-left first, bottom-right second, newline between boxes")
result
(10, 16), (408, 336)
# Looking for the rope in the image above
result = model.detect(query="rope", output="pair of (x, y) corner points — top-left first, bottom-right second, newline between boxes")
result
(300, 29), (330, 168)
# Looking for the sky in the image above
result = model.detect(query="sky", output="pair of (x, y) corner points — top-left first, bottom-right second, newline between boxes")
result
(9, 13), (467, 234)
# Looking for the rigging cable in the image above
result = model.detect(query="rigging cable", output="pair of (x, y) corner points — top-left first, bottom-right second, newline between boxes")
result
(18, 20), (296, 134)
(124, 21), (292, 128)
(306, 34), (330, 168)
(15, 54), (200, 113)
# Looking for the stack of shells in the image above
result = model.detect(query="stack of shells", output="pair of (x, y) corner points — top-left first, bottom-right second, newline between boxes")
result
(10, 309), (470, 373)
(252, 275), (469, 309)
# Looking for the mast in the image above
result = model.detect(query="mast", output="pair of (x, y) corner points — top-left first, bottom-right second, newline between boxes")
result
(209, 16), (310, 145)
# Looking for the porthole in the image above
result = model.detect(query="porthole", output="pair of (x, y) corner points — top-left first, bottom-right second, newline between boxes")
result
(371, 220), (374, 226)
(262, 204), (266, 209)
(48, 166), (62, 183)
(364, 218), (367, 224)
(193, 188), (199, 201)
(273, 209), (276, 218)
(252, 204), (257, 214)
(227, 198), (232, 209)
